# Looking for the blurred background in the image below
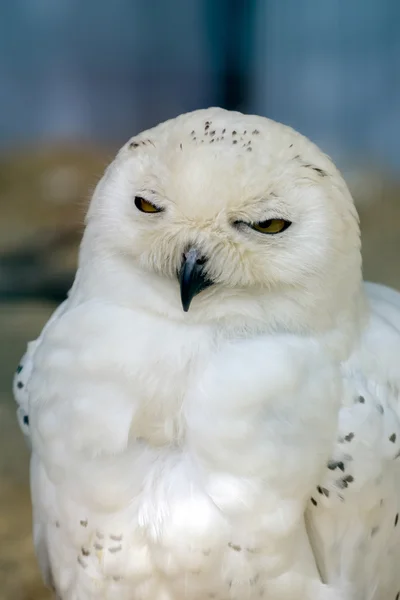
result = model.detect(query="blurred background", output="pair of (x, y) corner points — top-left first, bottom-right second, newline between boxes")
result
(0, 0), (399, 597)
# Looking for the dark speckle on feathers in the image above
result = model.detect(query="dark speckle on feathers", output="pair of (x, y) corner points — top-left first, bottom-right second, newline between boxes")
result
(390, 433), (397, 443)
(395, 513), (399, 527)
(311, 497), (317, 506)
(16, 364), (23, 374)
(17, 381), (24, 389)
(377, 404), (384, 414)
(336, 475), (354, 490)
(23, 415), (29, 426)
(233, 140), (237, 144)
(328, 460), (345, 472)
(357, 395), (365, 403)
(252, 129), (260, 135)
(80, 520), (88, 527)
(232, 130), (237, 136)
(344, 432), (355, 442)
(228, 542), (242, 552)
(129, 142), (140, 148)
(371, 526), (379, 537)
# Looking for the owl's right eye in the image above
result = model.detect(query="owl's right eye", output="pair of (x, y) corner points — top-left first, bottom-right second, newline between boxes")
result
(134, 196), (164, 213)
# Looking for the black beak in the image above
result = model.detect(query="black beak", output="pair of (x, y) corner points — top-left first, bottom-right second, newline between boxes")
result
(178, 247), (213, 312)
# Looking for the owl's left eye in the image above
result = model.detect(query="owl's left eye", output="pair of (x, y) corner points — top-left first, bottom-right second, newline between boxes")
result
(134, 196), (164, 213)
(251, 218), (291, 234)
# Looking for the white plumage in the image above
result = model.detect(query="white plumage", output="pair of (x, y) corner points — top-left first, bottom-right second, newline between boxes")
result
(13, 108), (400, 600)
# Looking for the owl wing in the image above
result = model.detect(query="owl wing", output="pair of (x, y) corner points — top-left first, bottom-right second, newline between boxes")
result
(306, 282), (400, 600)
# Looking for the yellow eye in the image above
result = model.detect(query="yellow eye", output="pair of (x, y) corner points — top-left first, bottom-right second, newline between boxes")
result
(251, 218), (290, 234)
(134, 196), (163, 213)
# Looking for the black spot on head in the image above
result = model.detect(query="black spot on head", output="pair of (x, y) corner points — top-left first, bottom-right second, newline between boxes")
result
(357, 395), (365, 403)
(23, 415), (29, 426)
(344, 432), (355, 442)
(252, 129), (260, 135)
(16, 364), (23, 374)
(313, 167), (327, 176)
(303, 164), (327, 176)
(17, 381), (24, 389)
(311, 497), (317, 506)
(129, 142), (140, 148)
(390, 433), (397, 443)
(395, 513), (399, 527)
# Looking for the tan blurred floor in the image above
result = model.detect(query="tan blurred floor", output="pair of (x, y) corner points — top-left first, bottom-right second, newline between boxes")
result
(0, 183), (399, 599)
(0, 303), (53, 599)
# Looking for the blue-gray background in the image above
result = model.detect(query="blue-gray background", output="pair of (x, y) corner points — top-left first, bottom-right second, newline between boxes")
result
(0, 2), (399, 597)
(1, 0), (399, 172)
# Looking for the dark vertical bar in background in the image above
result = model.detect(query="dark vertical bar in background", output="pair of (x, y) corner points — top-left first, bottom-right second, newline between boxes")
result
(204, 0), (257, 112)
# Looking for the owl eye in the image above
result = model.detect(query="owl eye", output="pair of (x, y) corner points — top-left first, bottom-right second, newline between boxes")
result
(251, 218), (291, 234)
(134, 196), (163, 213)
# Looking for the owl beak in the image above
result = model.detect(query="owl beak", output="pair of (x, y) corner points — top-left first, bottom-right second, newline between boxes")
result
(178, 247), (213, 312)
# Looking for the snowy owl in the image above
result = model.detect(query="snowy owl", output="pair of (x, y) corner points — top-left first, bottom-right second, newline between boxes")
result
(13, 108), (400, 600)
